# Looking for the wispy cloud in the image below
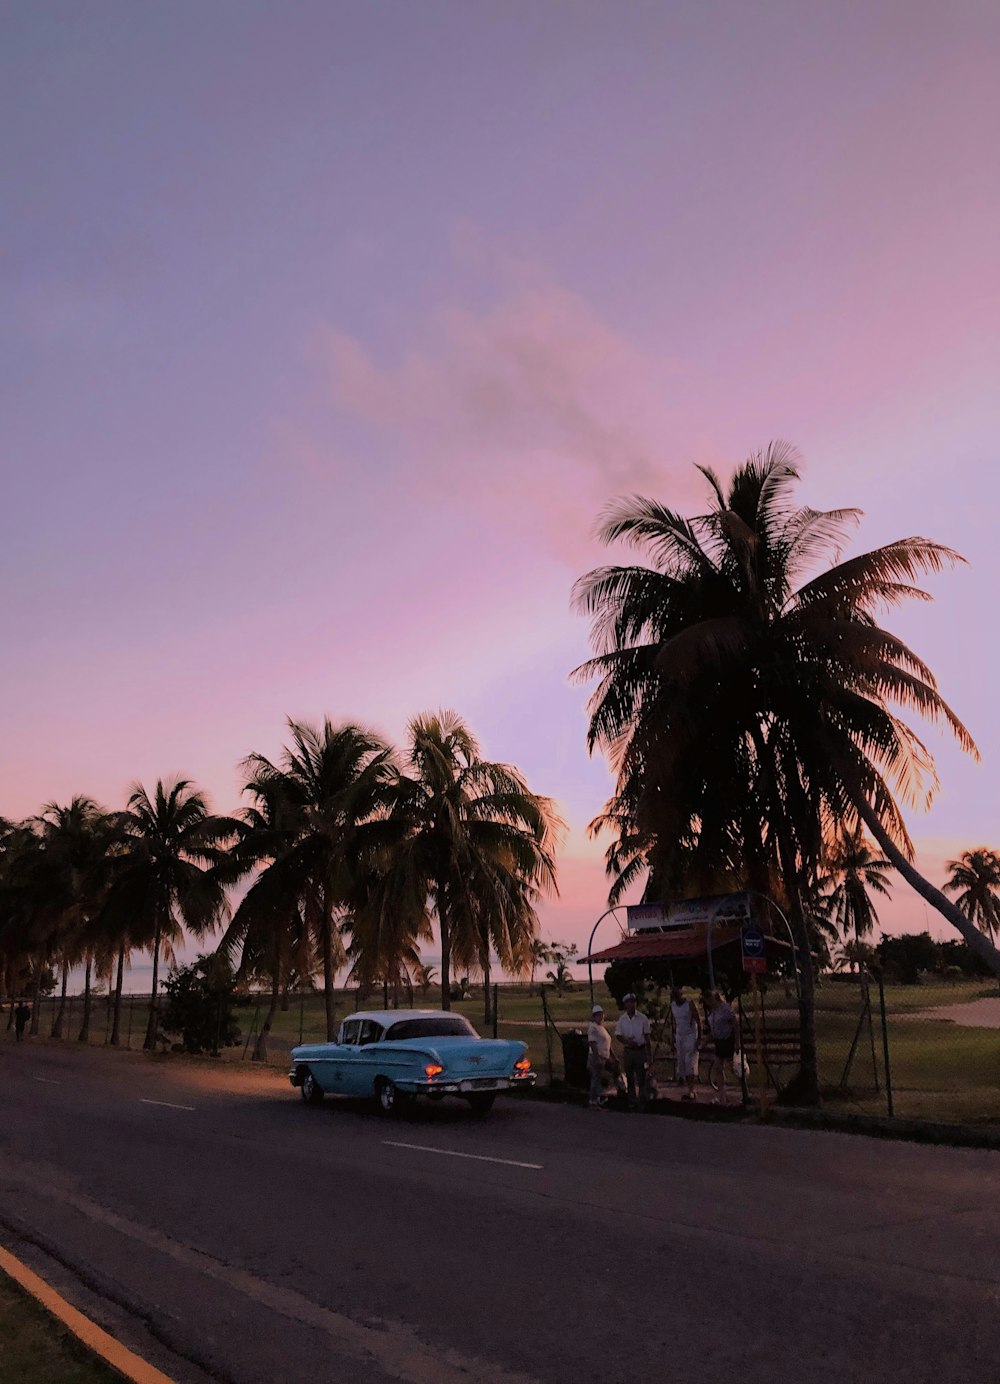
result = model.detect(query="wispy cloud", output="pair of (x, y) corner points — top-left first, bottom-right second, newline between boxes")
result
(309, 258), (711, 559)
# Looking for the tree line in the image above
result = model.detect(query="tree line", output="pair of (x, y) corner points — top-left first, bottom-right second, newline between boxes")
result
(0, 711), (561, 1050)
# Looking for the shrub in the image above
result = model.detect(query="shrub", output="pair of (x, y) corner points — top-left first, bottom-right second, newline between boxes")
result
(160, 954), (242, 1055)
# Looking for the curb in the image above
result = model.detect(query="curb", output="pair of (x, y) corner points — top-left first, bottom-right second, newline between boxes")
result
(0, 1243), (176, 1384)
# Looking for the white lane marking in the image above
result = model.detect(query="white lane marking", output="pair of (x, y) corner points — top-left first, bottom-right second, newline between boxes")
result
(139, 1098), (196, 1112)
(383, 1140), (543, 1170)
(33, 1077), (62, 1085)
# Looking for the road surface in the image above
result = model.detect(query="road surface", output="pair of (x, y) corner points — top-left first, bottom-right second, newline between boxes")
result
(2, 1039), (999, 1384)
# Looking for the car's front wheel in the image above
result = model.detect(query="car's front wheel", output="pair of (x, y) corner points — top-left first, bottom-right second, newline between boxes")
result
(299, 1067), (324, 1105)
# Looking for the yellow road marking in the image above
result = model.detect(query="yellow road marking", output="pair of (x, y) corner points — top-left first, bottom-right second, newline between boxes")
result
(0, 1243), (176, 1384)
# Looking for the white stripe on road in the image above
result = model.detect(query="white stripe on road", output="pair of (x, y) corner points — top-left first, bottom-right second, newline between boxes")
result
(139, 1098), (196, 1112)
(33, 1077), (62, 1085)
(383, 1140), (543, 1170)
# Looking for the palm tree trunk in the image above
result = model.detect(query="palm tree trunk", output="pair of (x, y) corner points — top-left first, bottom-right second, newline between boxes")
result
(52, 962), (69, 1038)
(482, 949), (493, 1026)
(143, 922), (162, 1050)
(856, 798), (1000, 975)
(321, 912), (337, 1042)
(78, 957), (92, 1042)
(29, 963), (44, 1035)
(110, 945), (126, 1046)
(254, 942), (281, 1063)
(439, 914), (452, 1011)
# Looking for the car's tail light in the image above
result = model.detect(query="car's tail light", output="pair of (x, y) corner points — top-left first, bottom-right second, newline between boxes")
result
(514, 1058), (531, 1071)
(424, 1063), (443, 1077)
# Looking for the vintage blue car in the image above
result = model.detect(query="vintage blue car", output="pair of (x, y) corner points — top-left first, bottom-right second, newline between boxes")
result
(289, 1009), (535, 1116)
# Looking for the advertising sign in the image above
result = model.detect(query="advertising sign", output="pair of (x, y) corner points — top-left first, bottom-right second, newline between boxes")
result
(741, 924), (767, 973)
(626, 893), (751, 932)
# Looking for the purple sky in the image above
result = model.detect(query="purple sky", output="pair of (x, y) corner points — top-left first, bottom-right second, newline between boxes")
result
(3, 1), (998, 961)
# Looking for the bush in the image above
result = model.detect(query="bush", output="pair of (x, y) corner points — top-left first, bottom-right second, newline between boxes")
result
(160, 954), (242, 1055)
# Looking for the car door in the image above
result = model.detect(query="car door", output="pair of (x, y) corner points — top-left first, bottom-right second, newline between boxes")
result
(352, 1019), (385, 1095)
(321, 1017), (361, 1095)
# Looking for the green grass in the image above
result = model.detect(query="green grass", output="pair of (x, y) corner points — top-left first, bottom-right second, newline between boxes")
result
(0, 1275), (118, 1384)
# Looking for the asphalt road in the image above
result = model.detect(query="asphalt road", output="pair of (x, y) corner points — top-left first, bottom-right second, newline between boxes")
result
(2, 1040), (999, 1384)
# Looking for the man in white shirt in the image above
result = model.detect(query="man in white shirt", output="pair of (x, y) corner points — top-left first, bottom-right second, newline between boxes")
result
(614, 993), (651, 1109)
(587, 1005), (613, 1108)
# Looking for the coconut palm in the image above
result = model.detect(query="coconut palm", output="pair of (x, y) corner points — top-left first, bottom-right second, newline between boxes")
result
(36, 797), (121, 1043)
(817, 828), (893, 950)
(573, 445), (994, 1103)
(0, 820), (55, 1031)
(944, 849), (1000, 939)
(238, 720), (401, 1041)
(412, 962), (437, 996)
(390, 711), (562, 1020)
(102, 780), (236, 1050)
(215, 779), (314, 1061)
(528, 937), (553, 995)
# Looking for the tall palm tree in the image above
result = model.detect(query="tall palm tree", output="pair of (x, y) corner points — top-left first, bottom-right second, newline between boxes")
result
(0, 820), (54, 1031)
(945, 849), (1000, 939)
(391, 711), (561, 1020)
(102, 780), (235, 1050)
(817, 827), (893, 951)
(37, 798), (121, 1043)
(573, 445), (993, 1102)
(216, 778), (314, 1061)
(239, 720), (401, 1041)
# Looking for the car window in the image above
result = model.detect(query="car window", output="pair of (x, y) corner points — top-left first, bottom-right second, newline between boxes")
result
(340, 1020), (361, 1045)
(385, 1016), (478, 1041)
(358, 1020), (384, 1046)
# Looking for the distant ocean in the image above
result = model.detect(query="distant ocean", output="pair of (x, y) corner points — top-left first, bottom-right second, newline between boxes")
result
(62, 952), (595, 997)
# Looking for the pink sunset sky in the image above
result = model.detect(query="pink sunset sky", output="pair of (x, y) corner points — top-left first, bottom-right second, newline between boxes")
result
(3, 1), (998, 966)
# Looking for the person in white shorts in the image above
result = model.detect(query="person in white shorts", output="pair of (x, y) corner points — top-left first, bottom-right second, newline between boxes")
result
(670, 985), (702, 1101)
(587, 1005), (613, 1108)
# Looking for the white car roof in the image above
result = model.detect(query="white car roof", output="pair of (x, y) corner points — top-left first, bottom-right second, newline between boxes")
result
(341, 1009), (468, 1028)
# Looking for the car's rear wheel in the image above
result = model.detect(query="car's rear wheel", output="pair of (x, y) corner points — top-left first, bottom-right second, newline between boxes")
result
(466, 1092), (497, 1117)
(299, 1067), (323, 1105)
(375, 1078), (404, 1116)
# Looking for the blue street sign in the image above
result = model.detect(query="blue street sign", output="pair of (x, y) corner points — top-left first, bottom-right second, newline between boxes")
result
(741, 924), (767, 973)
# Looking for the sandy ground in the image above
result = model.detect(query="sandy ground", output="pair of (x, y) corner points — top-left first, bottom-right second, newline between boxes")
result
(907, 996), (1000, 1028)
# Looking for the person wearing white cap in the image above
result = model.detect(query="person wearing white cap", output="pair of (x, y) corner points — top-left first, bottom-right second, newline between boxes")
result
(587, 1005), (612, 1107)
(614, 993), (651, 1109)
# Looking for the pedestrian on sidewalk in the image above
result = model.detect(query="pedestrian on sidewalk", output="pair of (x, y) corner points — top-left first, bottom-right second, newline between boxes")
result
(615, 993), (651, 1109)
(14, 1001), (31, 1042)
(670, 986), (701, 1101)
(707, 990), (738, 1103)
(587, 1006), (613, 1108)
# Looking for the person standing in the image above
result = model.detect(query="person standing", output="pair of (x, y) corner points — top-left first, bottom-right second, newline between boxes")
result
(670, 986), (701, 1101)
(707, 990), (738, 1104)
(587, 1005), (612, 1108)
(14, 1001), (31, 1042)
(615, 993), (651, 1109)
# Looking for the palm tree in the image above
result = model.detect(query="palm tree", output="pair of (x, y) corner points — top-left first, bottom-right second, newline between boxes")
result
(37, 798), (121, 1043)
(573, 445), (994, 1103)
(412, 962), (437, 996)
(528, 937), (553, 995)
(391, 711), (562, 1021)
(817, 828), (893, 954)
(239, 720), (401, 1042)
(945, 849), (1000, 939)
(216, 779), (314, 1061)
(102, 780), (235, 1050)
(0, 820), (55, 1032)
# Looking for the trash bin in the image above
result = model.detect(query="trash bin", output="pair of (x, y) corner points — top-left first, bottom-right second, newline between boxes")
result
(560, 1028), (590, 1090)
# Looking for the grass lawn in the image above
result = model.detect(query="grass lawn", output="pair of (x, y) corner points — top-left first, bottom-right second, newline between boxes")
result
(0, 1274), (118, 1384)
